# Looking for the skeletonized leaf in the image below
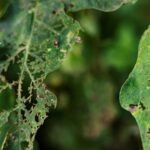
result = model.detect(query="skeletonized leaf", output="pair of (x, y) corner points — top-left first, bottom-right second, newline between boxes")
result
(0, 0), (137, 149)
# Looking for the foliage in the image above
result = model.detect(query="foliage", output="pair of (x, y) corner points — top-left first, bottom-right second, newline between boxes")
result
(120, 26), (150, 150)
(1, 0), (148, 150)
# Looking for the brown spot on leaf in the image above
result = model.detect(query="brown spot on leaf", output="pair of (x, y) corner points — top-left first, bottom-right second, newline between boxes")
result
(128, 104), (138, 113)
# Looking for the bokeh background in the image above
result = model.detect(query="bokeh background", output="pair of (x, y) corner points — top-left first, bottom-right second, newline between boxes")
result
(35, 1), (150, 150)
(1, 0), (150, 150)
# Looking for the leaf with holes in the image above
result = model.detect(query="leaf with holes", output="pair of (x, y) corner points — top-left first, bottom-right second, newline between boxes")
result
(0, 0), (137, 149)
(120, 26), (150, 150)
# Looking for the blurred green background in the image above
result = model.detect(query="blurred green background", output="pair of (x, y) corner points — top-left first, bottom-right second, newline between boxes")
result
(1, 0), (150, 150)
(35, 1), (150, 150)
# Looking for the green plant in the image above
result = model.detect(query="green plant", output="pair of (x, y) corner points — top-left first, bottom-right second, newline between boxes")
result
(120, 26), (150, 150)
(0, 0), (146, 150)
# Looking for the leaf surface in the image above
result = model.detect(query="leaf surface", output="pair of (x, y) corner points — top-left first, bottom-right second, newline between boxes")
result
(66, 0), (137, 12)
(120, 26), (150, 150)
(0, 0), (137, 149)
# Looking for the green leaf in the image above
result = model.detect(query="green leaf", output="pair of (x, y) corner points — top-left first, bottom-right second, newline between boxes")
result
(120, 26), (150, 150)
(66, 0), (137, 12)
(0, 0), (137, 149)
(0, 0), (79, 149)
(66, 0), (136, 11)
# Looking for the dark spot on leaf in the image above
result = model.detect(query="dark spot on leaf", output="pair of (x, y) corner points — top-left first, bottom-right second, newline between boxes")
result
(69, 3), (74, 8)
(0, 41), (11, 61)
(139, 101), (146, 110)
(147, 79), (150, 87)
(128, 104), (138, 112)
(52, 10), (57, 15)
(129, 104), (138, 108)
(21, 110), (26, 120)
(35, 114), (40, 122)
(147, 128), (150, 134)
(19, 43), (26, 47)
